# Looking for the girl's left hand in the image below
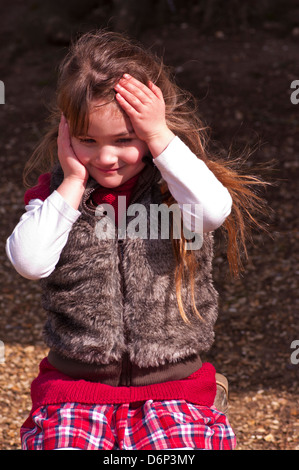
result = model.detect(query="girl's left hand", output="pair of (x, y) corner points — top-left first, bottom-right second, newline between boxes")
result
(114, 74), (175, 157)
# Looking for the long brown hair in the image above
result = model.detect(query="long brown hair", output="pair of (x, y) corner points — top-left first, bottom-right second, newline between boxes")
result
(24, 29), (271, 323)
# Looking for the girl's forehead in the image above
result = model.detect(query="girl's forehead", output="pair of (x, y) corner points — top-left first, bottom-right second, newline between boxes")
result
(87, 99), (132, 135)
(90, 98), (123, 120)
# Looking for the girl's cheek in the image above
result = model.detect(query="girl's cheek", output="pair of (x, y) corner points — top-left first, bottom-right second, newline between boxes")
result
(70, 138), (80, 155)
(124, 143), (149, 163)
(71, 140), (90, 164)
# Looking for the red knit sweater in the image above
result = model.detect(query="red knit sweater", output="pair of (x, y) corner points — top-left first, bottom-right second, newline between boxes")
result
(30, 358), (215, 409)
(23, 173), (217, 427)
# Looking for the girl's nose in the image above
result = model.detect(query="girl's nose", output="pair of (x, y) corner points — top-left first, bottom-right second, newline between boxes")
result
(96, 147), (118, 165)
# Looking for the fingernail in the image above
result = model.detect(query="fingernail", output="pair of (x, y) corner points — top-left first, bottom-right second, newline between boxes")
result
(123, 73), (130, 79)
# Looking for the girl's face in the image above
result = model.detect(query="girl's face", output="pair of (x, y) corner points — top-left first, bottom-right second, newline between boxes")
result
(70, 100), (148, 188)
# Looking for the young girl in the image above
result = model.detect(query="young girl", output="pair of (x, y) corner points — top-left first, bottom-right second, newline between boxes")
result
(6, 30), (266, 451)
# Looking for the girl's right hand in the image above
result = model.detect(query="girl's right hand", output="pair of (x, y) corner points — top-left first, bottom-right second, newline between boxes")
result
(57, 114), (89, 185)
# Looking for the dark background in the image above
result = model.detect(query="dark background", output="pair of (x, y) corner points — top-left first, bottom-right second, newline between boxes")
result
(0, 0), (298, 450)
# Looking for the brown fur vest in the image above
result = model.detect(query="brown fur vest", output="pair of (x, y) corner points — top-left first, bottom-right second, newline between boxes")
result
(41, 159), (218, 368)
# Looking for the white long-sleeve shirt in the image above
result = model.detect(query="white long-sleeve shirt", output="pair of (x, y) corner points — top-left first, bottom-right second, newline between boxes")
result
(6, 136), (232, 280)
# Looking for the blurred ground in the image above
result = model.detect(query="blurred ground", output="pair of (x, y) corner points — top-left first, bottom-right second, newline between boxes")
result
(0, 1), (298, 450)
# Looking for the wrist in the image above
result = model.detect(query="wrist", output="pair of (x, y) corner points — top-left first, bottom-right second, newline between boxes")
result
(63, 174), (88, 187)
(145, 127), (175, 159)
(57, 176), (87, 210)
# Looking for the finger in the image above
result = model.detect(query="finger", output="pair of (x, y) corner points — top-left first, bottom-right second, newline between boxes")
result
(115, 92), (140, 117)
(57, 118), (65, 147)
(121, 74), (151, 92)
(62, 116), (72, 142)
(58, 113), (64, 135)
(114, 84), (144, 112)
(148, 80), (164, 100)
(58, 116), (74, 157)
(118, 74), (154, 102)
(121, 75), (163, 101)
(58, 114), (68, 138)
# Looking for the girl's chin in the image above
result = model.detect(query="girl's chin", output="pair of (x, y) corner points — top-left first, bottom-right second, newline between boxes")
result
(91, 165), (144, 188)
(92, 173), (126, 188)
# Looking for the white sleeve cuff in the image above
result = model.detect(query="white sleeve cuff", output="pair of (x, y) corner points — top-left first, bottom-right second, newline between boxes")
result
(28, 190), (81, 223)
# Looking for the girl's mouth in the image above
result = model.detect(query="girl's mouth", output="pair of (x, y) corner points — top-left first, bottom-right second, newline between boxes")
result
(98, 167), (121, 173)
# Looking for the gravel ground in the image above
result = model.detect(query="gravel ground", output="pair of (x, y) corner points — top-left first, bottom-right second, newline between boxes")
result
(0, 4), (299, 450)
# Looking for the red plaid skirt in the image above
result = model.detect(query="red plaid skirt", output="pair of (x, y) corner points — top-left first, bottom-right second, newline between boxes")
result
(21, 400), (236, 450)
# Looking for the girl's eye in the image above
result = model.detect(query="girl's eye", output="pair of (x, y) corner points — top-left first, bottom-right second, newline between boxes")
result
(78, 138), (96, 144)
(116, 138), (133, 144)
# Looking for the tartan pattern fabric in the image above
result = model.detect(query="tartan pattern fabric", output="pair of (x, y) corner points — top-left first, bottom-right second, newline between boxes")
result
(21, 400), (236, 450)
